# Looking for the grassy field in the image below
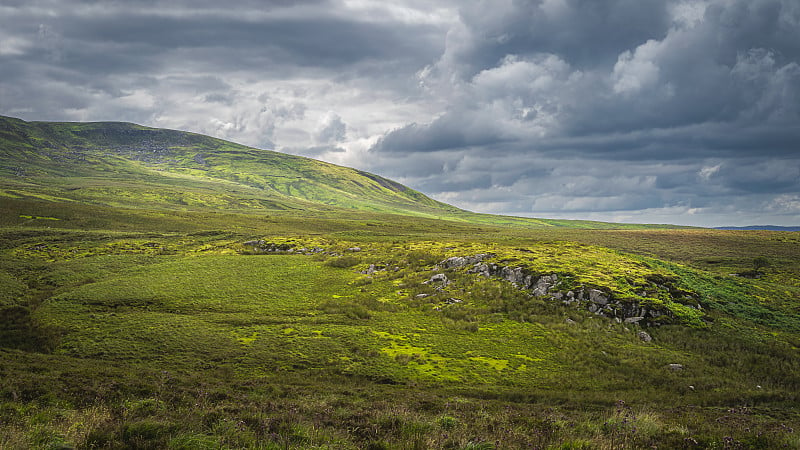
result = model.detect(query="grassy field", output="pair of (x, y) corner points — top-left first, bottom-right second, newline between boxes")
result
(1, 117), (800, 448)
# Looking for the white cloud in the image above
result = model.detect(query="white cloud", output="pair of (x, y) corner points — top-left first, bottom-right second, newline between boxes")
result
(314, 112), (347, 144)
(698, 164), (722, 181)
(613, 40), (662, 94)
(767, 194), (800, 213)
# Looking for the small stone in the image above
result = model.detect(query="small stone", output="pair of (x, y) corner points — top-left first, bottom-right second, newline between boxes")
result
(637, 331), (652, 342)
(565, 318), (576, 325)
(430, 273), (448, 283)
(667, 363), (684, 371)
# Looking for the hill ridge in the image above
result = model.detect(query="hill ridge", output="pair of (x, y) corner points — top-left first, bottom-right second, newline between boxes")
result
(0, 115), (685, 229)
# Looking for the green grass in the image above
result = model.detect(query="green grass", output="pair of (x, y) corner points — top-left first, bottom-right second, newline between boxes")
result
(1, 116), (800, 448)
(1, 230), (798, 447)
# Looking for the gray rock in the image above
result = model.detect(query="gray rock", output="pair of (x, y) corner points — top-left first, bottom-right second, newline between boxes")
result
(532, 275), (558, 296)
(425, 273), (449, 286)
(667, 363), (684, 371)
(415, 293), (429, 298)
(501, 266), (526, 286)
(523, 275), (534, 288)
(588, 289), (609, 305)
(471, 263), (494, 277)
(565, 318), (576, 325)
(431, 273), (447, 282)
(440, 254), (493, 269)
(624, 316), (645, 324)
(347, 247), (362, 252)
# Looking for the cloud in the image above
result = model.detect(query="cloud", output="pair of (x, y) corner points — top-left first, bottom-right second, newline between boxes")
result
(314, 112), (347, 144)
(365, 0), (800, 226)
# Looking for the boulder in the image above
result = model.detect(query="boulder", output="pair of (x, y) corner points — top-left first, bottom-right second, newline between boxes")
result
(440, 254), (493, 269)
(532, 274), (558, 296)
(470, 263), (494, 278)
(588, 289), (609, 305)
(500, 266), (526, 286)
(425, 273), (449, 286)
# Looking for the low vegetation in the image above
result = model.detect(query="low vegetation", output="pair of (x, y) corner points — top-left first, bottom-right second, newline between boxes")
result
(1, 116), (799, 448)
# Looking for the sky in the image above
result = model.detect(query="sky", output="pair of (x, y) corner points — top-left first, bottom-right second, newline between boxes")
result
(1, 0), (799, 227)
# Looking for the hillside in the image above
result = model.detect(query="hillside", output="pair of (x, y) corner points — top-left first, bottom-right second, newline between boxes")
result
(0, 115), (684, 230)
(1, 116), (800, 448)
(0, 115), (462, 218)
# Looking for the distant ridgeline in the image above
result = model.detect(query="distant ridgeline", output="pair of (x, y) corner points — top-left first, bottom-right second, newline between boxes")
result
(0, 115), (687, 229)
(715, 226), (800, 231)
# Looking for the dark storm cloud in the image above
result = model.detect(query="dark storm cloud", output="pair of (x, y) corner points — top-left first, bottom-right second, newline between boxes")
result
(0, 0), (450, 149)
(448, 0), (674, 75)
(2, 3), (441, 75)
(366, 0), (800, 226)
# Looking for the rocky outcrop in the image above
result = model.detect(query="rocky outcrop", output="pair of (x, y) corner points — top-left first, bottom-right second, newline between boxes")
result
(439, 254), (698, 327)
(242, 240), (324, 254)
(439, 254), (494, 270)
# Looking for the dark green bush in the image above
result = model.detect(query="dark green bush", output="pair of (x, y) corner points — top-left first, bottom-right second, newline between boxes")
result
(326, 256), (361, 268)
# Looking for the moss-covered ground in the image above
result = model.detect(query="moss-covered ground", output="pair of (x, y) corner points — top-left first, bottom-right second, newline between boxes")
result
(2, 217), (799, 448)
(1, 116), (799, 448)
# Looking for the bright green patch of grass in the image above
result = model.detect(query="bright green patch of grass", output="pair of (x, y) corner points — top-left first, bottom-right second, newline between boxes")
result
(2, 115), (800, 448)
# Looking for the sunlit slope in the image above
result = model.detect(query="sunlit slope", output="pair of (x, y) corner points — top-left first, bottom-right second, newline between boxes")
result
(0, 115), (460, 217)
(0, 115), (686, 229)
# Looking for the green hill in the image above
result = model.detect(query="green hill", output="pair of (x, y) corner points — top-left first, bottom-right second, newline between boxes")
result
(1, 116), (799, 448)
(0, 115), (684, 229)
(0, 115), (462, 216)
